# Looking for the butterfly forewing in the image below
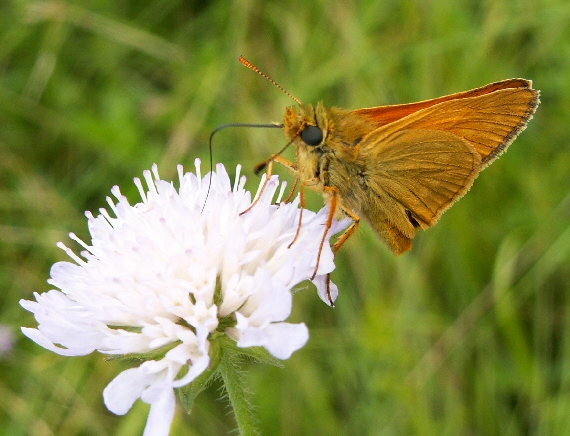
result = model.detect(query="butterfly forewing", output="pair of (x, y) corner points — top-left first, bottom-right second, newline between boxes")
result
(356, 80), (539, 166)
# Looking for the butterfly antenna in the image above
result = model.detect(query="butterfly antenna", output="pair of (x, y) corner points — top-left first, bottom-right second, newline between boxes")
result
(239, 55), (302, 105)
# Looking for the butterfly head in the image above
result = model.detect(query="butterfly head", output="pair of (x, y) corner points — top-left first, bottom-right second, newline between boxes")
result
(283, 102), (331, 151)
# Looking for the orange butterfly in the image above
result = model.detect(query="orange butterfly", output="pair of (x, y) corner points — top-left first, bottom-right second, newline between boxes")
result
(238, 57), (539, 302)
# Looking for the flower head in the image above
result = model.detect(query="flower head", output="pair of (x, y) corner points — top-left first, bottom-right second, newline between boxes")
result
(21, 160), (347, 436)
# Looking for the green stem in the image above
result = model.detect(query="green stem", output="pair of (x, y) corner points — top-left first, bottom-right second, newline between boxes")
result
(218, 348), (258, 436)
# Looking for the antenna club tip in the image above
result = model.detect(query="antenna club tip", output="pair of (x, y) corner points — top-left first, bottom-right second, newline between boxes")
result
(238, 55), (252, 68)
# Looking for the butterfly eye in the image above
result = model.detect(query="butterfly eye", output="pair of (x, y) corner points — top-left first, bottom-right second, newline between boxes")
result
(301, 125), (323, 146)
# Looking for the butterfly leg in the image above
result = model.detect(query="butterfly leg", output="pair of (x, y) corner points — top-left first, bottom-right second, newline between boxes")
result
(309, 188), (359, 278)
(287, 177), (320, 249)
(270, 155), (300, 204)
(272, 155), (299, 175)
(282, 177), (299, 204)
(332, 205), (360, 256)
(240, 155), (299, 215)
(239, 159), (275, 216)
(311, 192), (359, 306)
(310, 185), (342, 280)
(257, 155), (317, 251)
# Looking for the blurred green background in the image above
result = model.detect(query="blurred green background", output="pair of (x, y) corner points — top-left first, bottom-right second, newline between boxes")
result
(1, 0), (569, 434)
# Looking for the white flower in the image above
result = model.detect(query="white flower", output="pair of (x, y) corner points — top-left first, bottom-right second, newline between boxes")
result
(20, 160), (348, 436)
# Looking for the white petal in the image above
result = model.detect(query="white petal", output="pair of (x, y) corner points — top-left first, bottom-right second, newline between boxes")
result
(171, 352), (210, 388)
(141, 382), (176, 436)
(103, 367), (155, 415)
(20, 292), (107, 355)
(313, 275), (339, 307)
(100, 329), (153, 354)
(21, 327), (92, 356)
(236, 326), (267, 348)
(236, 321), (309, 360)
(261, 322), (309, 359)
(241, 279), (292, 325)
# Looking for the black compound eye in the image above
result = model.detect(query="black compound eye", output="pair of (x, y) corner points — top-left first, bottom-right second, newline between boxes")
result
(301, 125), (323, 146)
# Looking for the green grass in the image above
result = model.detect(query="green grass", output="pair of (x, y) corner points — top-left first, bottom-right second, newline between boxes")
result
(2, 0), (570, 434)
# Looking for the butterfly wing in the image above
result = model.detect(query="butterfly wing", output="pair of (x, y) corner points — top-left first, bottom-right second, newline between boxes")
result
(337, 81), (538, 254)
(339, 128), (481, 254)
(355, 79), (539, 167)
